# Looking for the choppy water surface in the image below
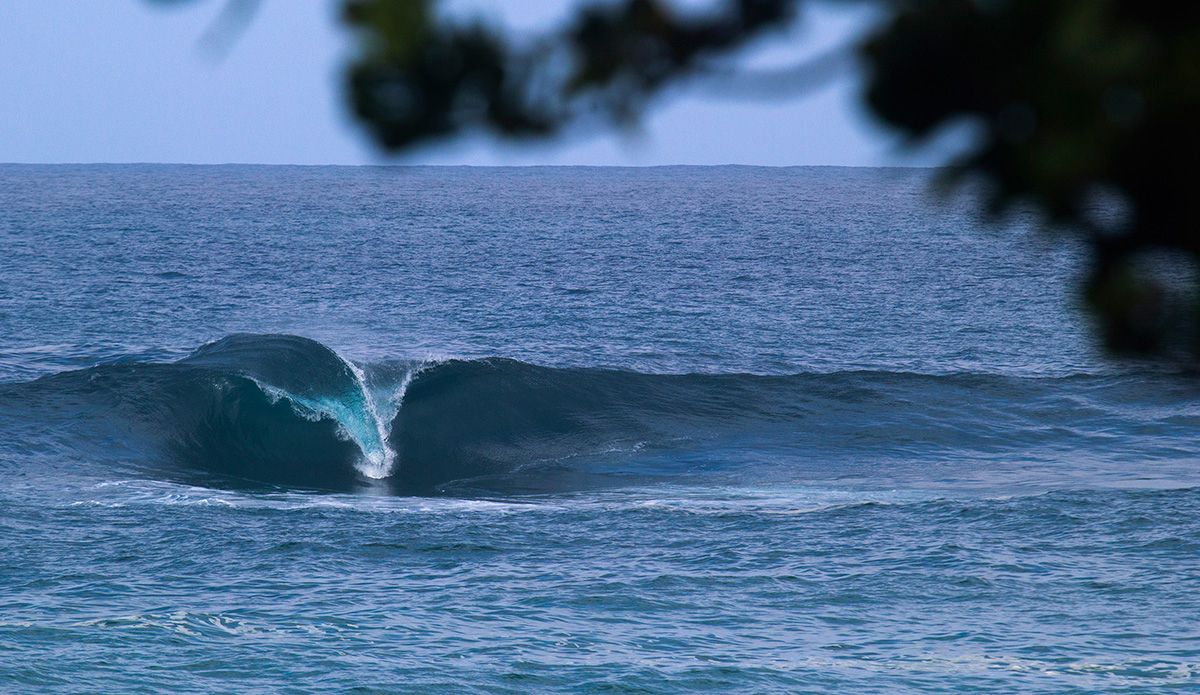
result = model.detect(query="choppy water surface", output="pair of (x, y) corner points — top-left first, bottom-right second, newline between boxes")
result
(1, 165), (1197, 693)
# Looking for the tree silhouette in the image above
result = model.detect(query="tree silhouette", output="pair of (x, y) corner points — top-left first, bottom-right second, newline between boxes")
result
(158, 0), (1200, 358)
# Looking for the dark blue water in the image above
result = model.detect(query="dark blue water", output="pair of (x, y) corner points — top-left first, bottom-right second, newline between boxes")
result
(2, 165), (1198, 693)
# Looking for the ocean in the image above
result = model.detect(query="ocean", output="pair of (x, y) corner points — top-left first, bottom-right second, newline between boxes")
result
(1, 165), (1197, 693)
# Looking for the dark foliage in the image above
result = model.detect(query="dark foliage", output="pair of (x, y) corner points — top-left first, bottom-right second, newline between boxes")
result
(865, 1), (1200, 355)
(339, 0), (799, 147)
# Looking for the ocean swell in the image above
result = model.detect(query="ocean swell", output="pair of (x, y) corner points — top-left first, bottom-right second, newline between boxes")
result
(1, 334), (1197, 495)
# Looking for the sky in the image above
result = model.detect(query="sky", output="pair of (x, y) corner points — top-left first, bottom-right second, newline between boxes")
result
(0, 0), (971, 166)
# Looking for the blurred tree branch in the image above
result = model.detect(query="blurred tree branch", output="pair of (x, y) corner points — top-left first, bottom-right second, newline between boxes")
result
(865, 1), (1200, 355)
(152, 0), (1200, 359)
(150, 0), (263, 57)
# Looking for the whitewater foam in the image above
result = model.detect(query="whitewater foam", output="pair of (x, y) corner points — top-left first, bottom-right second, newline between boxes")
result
(339, 356), (396, 479)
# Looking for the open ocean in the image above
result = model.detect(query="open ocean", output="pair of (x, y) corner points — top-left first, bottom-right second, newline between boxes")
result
(1, 165), (1198, 693)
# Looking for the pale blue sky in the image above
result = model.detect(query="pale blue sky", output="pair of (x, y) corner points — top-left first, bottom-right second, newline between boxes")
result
(0, 0), (968, 165)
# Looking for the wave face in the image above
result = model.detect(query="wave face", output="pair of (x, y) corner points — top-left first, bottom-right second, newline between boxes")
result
(3, 334), (1200, 494)
(390, 358), (1200, 494)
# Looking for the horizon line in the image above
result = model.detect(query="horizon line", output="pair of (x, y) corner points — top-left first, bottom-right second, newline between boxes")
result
(0, 162), (941, 169)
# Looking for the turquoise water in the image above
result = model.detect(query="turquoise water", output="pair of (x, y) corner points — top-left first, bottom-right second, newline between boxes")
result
(1, 165), (1197, 693)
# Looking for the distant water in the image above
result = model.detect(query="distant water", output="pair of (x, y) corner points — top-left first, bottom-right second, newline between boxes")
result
(2, 165), (1198, 694)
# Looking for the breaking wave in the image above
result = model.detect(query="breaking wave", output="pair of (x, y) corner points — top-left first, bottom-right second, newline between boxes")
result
(0, 334), (1197, 494)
